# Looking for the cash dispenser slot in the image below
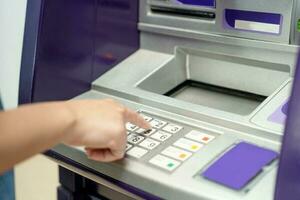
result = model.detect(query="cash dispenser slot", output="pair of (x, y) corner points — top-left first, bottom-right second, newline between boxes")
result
(138, 48), (290, 116)
(150, 6), (216, 19)
(164, 80), (267, 116)
(149, 0), (216, 8)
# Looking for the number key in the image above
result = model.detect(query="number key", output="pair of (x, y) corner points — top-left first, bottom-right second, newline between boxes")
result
(162, 124), (183, 134)
(151, 131), (172, 142)
(139, 138), (160, 150)
(127, 134), (145, 144)
(126, 123), (138, 131)
(150, 119), (167, 129)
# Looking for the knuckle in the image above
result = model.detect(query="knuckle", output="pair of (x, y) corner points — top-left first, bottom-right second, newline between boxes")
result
(117, 106), (126, 115)
(115, 125), (125, 135)
(108, 140), (117, 149)
(115, 152), (124, 159)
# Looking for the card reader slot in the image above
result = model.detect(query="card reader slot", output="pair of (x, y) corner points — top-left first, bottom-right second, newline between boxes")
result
(150, 6), (215, 19)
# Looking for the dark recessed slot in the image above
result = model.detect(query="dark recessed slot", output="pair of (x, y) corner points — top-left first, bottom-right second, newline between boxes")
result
(165, 80), (266, 101)
(150, 6), (215, 19)
(164, 80), (267, 115)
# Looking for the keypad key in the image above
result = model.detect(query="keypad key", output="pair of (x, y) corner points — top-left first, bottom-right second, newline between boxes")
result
(126, 143), (133, 151)
(136, 128), (156, 136)
(174, 138), (203, 152)
(126, 123), (138, 132)
(127, 134), (145, 144)
(136, 128), (146, 134)
(144, 129), (156, 136)
(151, 131), (172, 142)
(161, 146), (192, 161)
(140, 114), (153, 122)
(185, 130), (215, 144)
(149, 155), (180, 172)
(139, 138), (160, 150)
(150, 119), (167, 129)
(162, 124), (183, 134)
(127, 147), (148, 158)
(126, 131), (130, 135)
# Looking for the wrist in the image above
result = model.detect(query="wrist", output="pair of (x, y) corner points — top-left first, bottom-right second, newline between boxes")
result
(58, 101), (78, 144)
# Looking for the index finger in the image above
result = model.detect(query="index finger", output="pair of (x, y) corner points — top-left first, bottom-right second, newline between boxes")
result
(124, 108), (151, 129)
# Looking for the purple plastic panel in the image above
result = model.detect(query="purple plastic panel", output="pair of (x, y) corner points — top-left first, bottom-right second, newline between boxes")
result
(275, 50), (300, 200)
(224, 9), (282, 35)
(175, 0), (215, 7)
(202, 142), (278, 190)
(32, 0), (96, 102)
(268, 99), (289, 125)
(93, 0), (139, 80)
(31, 0), (140, 102)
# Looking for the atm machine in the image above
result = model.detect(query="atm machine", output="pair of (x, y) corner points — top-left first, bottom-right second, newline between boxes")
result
(19, 0), (300, 199)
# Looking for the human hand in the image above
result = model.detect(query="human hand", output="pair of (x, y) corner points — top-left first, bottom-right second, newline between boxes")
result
(62, 99), (150, 162)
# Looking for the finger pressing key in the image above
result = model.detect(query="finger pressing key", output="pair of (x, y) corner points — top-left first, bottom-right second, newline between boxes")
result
(125, 108), (151, 130)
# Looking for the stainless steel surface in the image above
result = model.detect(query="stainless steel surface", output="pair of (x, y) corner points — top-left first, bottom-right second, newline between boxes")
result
(170, 85), (262, 115)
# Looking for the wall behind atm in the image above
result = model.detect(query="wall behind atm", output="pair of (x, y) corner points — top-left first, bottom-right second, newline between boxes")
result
(0, 1), (59, 200)
(0, 0), (26, 109)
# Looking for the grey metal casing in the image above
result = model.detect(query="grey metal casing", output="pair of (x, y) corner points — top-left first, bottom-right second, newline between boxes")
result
(142, 0), (293, 43)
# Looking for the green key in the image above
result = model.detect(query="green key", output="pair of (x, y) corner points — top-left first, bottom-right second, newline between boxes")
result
(167, 163), (174, 168)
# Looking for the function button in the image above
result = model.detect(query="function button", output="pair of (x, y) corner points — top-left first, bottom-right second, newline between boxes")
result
(149, 155), (180, 172)
(139, 138), (160, 150)
(126, 143), (133, 151)
(161, 146), (192, 161)
(150, 119), (168, 129)
(174, 138), (203, 152)
(126, 123), (138, 132)
(151, 131), (172, 142)
(162, 124), (183, 134)
(140, 114), (153, 122)
(185, 130), (215, 144)
(127, 134), (145, 144)
(126, 146), (148, 158)
(136, 128), (156, 136)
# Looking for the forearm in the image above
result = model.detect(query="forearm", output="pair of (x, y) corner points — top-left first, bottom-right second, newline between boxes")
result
(0, 102), (74, 173)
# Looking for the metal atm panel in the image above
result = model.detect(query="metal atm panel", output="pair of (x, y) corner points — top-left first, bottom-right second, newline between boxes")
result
(142, 0), (293, 43)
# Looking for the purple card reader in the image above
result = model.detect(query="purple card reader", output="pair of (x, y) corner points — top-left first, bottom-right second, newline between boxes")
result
(202, 142), (278, 190)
